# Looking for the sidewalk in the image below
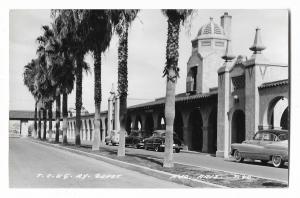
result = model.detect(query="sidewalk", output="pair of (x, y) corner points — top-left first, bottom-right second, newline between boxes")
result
(58, 138), (289, 183)
(30, 138), (288, 188)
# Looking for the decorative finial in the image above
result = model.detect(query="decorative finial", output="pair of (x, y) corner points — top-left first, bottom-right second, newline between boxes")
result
(222, 40), (235, 62)
(249, 27), (266, 54)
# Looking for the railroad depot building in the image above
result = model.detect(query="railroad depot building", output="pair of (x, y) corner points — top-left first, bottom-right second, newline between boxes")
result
(57, 12), (290, 158)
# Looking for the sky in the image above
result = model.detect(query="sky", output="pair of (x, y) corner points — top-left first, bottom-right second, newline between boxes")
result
(9, 9), (288, 113)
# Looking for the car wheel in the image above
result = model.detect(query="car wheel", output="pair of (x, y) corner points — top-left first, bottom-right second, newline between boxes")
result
(233, 150), (244, 163)
(175, 149), (180, 153)
(105, 142), (109, 145)
(272, 155), (284, 168)
(154, 146), (159, 152)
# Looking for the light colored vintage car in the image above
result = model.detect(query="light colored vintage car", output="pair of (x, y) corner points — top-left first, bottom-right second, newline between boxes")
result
(105, 130), (120, 146)
(105, 130), (128, 146)
(231, 130), (289, 168)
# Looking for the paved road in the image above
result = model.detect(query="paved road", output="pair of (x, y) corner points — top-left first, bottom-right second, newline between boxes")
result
(70, 139), (288, 182)
(9, 138), (186, 188)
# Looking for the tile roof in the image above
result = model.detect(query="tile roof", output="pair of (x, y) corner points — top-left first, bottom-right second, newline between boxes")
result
(258, 79), (289, 89)
(128, 90), (218, 110)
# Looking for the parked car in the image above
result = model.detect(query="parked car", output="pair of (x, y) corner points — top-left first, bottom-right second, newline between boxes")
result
(105, 130), (121, 146)
(231, 129), (289, 168)
(125, 130), (145, 149)
(144, 130), (184, 153)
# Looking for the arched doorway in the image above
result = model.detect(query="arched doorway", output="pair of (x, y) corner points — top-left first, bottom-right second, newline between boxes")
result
(208, 107), (217, 153)
(145, 114), (154, 136)
(188, 109), (203, 151)
(135, 115), (142, 131)
(157, 113), (166, 130)
(126, 116), (132, 135)
(231, 110), (245, 143)
(100, 119), (103, 141)
(89, 119), (92, 141)
(174, 111), (184, 141)
(280, 107), (289, 130)
(104, 118), (108, 136)
(268, 97), (288, 130)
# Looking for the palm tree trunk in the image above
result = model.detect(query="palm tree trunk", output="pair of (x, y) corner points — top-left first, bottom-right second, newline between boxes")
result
(117, 22), (129, 157)
(92, 48), (102, 150)
(33, 100), (38, 138)
(38, 109), (41, 139)
(62, 93), (68, 144)
(75, 55), (83, 146)
(55, 94), (61, 143)
(48, 102), (53, 141)
(43, 108), (47, 140)
(163, 16), (180, 168)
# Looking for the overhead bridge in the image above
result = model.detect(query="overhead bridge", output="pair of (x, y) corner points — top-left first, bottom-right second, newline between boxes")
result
(9, 110), (61, 137)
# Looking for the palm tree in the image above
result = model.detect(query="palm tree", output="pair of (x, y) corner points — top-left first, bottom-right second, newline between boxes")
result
(52, 10), (89, 146)
(161, 10), (193, 168)
(36, 25), (57, 141)
(23, 59), (39, 138)
(80, 10), (114, 150)
(110, 10), (139, 157)
(48, 23), (76, 145)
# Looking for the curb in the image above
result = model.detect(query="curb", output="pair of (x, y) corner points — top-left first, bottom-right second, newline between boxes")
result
(28, 139), (226, 188)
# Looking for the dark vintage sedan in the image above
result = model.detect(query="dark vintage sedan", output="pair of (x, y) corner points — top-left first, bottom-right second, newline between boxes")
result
(144, 130), (184, 153)
(125, 131), (145, 149)
(231, 130), (289, 168)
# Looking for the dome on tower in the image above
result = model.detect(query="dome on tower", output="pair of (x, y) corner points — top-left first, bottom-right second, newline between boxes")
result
(197, 17), (226, 39)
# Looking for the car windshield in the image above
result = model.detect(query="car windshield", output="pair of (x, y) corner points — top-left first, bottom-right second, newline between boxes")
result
(262, 133), (277, 141)
(253, 132), (263, 140)
(278, 133), (288, 141)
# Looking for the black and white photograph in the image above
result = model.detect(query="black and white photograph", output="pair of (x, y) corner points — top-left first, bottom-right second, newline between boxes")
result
(3, 0), (299, 195)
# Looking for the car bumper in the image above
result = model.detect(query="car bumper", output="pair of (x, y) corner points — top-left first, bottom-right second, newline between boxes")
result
(137, 143), (144, 148)
(159, 144), (183, 150)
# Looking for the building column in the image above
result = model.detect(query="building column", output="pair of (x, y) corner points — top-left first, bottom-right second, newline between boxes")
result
(114, 96), (120, 132)
(101, 118), (106, 142)
(152, 113), (159, 131)
(20, 120), (29, 137)
(107, 98), (113, 136)
(245, 28), (268, 140)
(182, 113), (190, 150)
(73, 121), (76, 139)
(86, 120), (90, 141)
(70, 121), (73, 139)
(202, 120), (209, 153)
(90, 119), (94, 141)
(67, 121), (69, 138)
(82, 120), (86, 141)
(216, 39), (235, 158)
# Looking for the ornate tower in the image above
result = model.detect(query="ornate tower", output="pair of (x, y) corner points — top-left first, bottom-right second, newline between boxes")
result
(216, 39), (235, 158)
(186, 13), (232, 94)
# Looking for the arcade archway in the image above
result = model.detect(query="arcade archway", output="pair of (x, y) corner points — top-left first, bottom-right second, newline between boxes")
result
(157, 113), (166, 130)
(126, 116), (132, 135)
(135, 115), (142, 131)
(188, 109), (203, 151)
(174, 111), (184, 141)
(208, 107), (217, 153)
(268, 97), (289, 130)
(89, 119), (93, 141)
(231, 110), (245, 143)
(145, 114), (154, 136)
(104, 118), (108, 136)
